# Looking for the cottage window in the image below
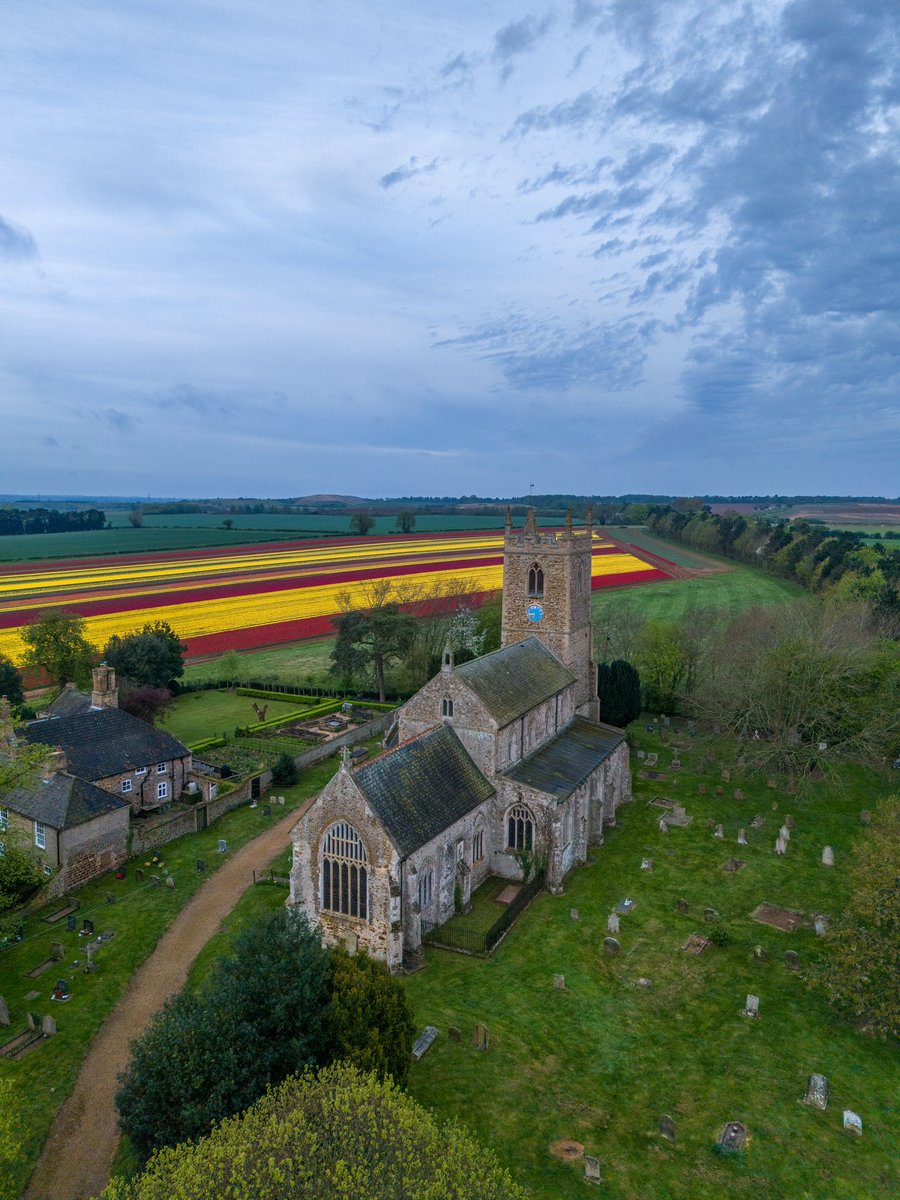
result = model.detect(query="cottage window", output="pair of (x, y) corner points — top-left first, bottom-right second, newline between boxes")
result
(0, 807), (8, 829)
(321, 822), (369, 920)
(472, 826), (484, 864)
(417, 861), (433, 909)
(156, 763), (167, 774)
(121, 779), (133, 794)
(506, 805), (534, 852)
(441, 696), (454, 718)
(156, 781), (168, 800)
(34, 821), (46, 850)
(135, 767), (147, 775)
(528, 563), (544, 598)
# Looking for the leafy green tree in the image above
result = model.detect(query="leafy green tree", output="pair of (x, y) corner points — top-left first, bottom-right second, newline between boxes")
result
(0, 654), (24, 709)
(395, 510), (416, 534)
(271, 751), (299, 786)
(214, 649), (242, 683)
(597, 660), (642, 727)
(0, 713), (47, 942)
(815, 794), (899, 1039)
(326, 949), (415, 1086)
(103, 620), (185, 690)
(116, 910), (330, 1159)
(127, 508), (143, 527)
(331, 583), (417, 701)
(20, 609), (97, 687)
(635, 620), (687, 712)
(101, 1064), (529, 1200)
(349, 512), (375, 536)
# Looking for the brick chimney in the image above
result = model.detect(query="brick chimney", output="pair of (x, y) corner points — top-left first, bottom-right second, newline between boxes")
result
(42, 746), (67, 780)
(91, 664), (119, 709)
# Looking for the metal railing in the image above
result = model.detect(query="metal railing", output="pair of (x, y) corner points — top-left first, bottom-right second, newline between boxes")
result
(421, 870), (545, 957)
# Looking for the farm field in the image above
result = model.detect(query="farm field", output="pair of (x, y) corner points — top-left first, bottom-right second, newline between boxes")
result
(135, 512), (542, 533)
(0, 526), (302, 563)
(0, 530), (673, 664)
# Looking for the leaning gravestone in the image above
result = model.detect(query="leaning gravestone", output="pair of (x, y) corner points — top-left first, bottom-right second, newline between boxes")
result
(448, 1026), (461, 1042)
(570, 908), (580, 921)
(218, 839), (228, 853)
(676, 898), (689, 914)
(165, 876), (175, 889)
(41, 1015), (57, 1037)
(607, 913), (620, 935)
(583, 1155), (602, 1183)
(553, 974), (566, 990)
(753, 945), (769, 962)
(472, 1022), (489, 1051)
(658, 817), (669, 833)
(0, 996), (9, 1027)
(804, 1074), (829, 1110)
(785, 950), (801, 971)
(814, 916), (828, 936)
(27, 1012), (38, 1031)
(704, 907), (719, 923)
(659, 1114), (676, 1141)
(412, 1026), (439, 1061)
(822, 846), (834, 867)
(843, 1110), (862, 1136)
(737, 828), (748, 845)
(51, 943), (64, 961)
(714, 825), (724, 840)
(603, 937), (620, 956)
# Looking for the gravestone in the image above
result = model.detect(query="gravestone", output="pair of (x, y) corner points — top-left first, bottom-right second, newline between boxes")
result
(583, 1155), (602, 1183)
(615, 898), (636, 915)
(637, 977), (652, 988)
(718, 1122), (747, 1150)
(683, 933), (709, 954)
(658, 816), (669, 833)
(704, 907), (719, 923)
(570, 908), (580, 921)
(82, 919), (94, 935)
(859, 810), (871, 825)
(607, 913), (620, 934)
(722, 858), (745, 873)
(151, 875), (161, 886)
(714, 825), (724, 839)
(218, 839), (228, 853)
(473, 1022), (489, 1051)
(645, 753), (658, 767)
(779, 825), (791, 841)
(448, 1026), (461, 1042)
(165, 876), (175, 889)
(742, 994), (760, 1018)
(697, 783), (707, 794)
(27, 1012), (38, 1031)
(751, 814), (765, 829)
(637, 750), (646, 760)
(753, 945), (768, 962)
(767, 776), (777, 789)
(775, 837), (787, 855)
(640, 858), (653, 871)
(784, 814), (795, 830)
(659, 1114), (676, 1141)
(41, 1015), (57, 1037)
(671, 759), (681, 771)
(66, 915), (77, 932)
(814, 916), (828, 936)
(25, 991), (39, 1002)
(715, 786), (724, 796)
(785, 950), (801, 971)
(51, 943), (64, 960)
(804, 1074), (829, 1110)
(0, 996), (9, 1026)
(822, 846), (834, 867)
(843, 1110), (862, 1136)
(734, 789), (745, 801)
(646, 723), (654, 732)
(196, 859), (206, 873)
(737, 828), (748, 845)
(106, 893), (115, 904)
(135, 868), (144, 881)
(262, 806), (271, 817)
(721, 768), (730, 782)
(676, 898), (689, 914)
(412, 1026), (439, 1061)
(603, 937), (620, 955)
(553, 974), (566, 990)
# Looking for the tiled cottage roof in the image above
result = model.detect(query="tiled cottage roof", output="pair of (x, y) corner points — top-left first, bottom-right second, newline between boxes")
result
(45, 684), (92, 718)
(4, 772), (129, 830)
(503, 717), (625, 801)
(353, 725), (494, 857)
(23, 708), (189, 781)
(455, 636), (575, 727)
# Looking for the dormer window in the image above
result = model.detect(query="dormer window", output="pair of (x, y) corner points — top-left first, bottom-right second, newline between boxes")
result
(528, 563), (544, 598)
(441, 697), (454, 718)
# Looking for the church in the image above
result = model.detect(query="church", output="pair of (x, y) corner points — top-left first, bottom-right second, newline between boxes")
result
(288, 509), (631, 968)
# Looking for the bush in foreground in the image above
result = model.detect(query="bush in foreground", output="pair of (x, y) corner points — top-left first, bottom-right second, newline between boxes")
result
(102, 1064), (528, 1200)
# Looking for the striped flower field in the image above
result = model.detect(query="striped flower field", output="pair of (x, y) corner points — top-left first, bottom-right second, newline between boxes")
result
(0, 531), (673, 662)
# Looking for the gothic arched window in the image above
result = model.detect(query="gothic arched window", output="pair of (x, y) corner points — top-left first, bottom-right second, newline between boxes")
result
(417, 859), (434, 909)
(528, 563), (544, 598)
(321, 822), (369, 920)
(441, 696), (454, 717)
(506, 804), (534, 851)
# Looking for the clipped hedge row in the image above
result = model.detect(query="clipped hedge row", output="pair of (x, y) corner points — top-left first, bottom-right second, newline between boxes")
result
(235, 687), (321, 704)
(238, 699), (343, 736)
(189, 735), (228, 753)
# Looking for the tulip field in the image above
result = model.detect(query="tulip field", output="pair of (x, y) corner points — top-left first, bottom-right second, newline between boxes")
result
(0, 530), (673, 662)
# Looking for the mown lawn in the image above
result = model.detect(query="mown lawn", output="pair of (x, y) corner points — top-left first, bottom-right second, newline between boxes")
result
(183, 639), (337, 686)
(404, 725), (898, 1200)
(0, 756), (342, 1200)
(161, 689), (310, 745)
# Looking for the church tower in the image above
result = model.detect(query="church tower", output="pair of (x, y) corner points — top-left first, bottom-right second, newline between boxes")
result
(501, 506), (598, 718)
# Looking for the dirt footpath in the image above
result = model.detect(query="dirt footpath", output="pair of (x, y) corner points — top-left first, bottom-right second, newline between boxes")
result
(24, 801), (311, 1200)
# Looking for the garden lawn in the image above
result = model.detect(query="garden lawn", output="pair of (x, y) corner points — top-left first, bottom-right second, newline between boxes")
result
(405, 725), (899, 1200)
(0, 755), (342, 1200)
(162, 689), (310, 745)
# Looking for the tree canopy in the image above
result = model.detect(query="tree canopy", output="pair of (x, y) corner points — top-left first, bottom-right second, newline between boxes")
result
(330, 583), (417, 701)
(395, 510), (416, 533)
(0, 654), (24, 710)
(349, 513), (375, 536)
(20, 609), (97, 687)
(597, 659), (641, 727)
(103, 620), (185, 690)
(325, 949), (415, 1087)
(102, 1064), (528, 1200)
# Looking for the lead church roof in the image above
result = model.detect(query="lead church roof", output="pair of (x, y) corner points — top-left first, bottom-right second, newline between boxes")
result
(454, 635), (575, 728)
(503, 717), (625, 801)
(352, 725), (494, 858)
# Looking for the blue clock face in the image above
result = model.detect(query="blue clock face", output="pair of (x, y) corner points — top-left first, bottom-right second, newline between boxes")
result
(527, 603), (543, 623)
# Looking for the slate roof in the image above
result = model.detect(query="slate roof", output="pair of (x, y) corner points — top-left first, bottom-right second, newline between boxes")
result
(503, 717), (625, 801)
(455, 636), (575, 728)
(4, 772), (129, 830)
(45, 685), (92, 718)
(352, 725), (494, 858)
(22, 707), (189, 781)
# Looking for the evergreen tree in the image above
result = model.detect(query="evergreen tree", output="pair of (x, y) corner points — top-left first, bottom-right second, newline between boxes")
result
(326, 949), (415, 1086)
(597, 659), (642, 727)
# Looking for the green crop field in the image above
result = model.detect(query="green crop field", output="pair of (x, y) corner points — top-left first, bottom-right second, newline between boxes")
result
(616, 527), (717, 569)
(134, 513), (528, 534)
(183, 640), (336, 687)
(0, 526), (301, 563)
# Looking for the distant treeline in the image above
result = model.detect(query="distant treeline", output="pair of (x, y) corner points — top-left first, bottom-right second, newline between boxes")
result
(645, 506), (900, 616)
(0, 507), (106, 536)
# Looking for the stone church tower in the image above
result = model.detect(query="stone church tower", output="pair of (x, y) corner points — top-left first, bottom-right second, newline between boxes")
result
(501, 507), (598, 718)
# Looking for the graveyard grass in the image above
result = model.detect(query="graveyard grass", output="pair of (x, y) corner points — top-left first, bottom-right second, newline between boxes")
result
(405, 725), (898, 1200)
(0, 759), (340, 1200)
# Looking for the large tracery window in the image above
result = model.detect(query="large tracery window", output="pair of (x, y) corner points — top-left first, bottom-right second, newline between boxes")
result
(321, 822), (369, 920)
(507, 805), (534, 851)
(528, 563), (544, 597)
(417, 860), (434, 909)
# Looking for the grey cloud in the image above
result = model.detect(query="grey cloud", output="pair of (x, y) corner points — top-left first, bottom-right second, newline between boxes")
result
(100, 409), (140, 433)
(509, 90), (600, 136)
(494, 13), (555, 62)
(613, 143), (672, 183)
(517, 157), (610, 194)
(0, 215), (38, 260)
(155, 384), (237, 416)
(441, 52), (474, 79)
(536, 183), (651, 221)
(379, 157), (438, 189)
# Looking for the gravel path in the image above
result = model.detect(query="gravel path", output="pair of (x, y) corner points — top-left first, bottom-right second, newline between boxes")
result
(24, 802), (310, 1200)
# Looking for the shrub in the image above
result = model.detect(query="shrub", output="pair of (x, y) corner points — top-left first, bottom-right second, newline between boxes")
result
(272, 752), (299, 786)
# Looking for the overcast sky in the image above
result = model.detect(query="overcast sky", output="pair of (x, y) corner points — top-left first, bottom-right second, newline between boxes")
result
(1, 1), (898, 499)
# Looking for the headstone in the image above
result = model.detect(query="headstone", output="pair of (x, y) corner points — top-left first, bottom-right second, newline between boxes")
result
(721, 769), (730, 782)
(646, 723), (654, 732)
(775, 837), (787, 855)
(165, 876), (175, 889)
(51, 943), (64, 960)
(751, 814), (765, 829)
(0, 996), (9, 1026)
(658, 817), (668, 833)
(637, 977), (652, 988)
(784, 814), (795, 830)
(583, 1155), (602, 1183)
(151, 874), (161, 886)
(671, 759), (681, 771)
(767, 776), (777, 789)
(262, 806), (271, 817)
(645, 753), (658, 767)
(734, 790), (746, 802)
(804, 1074), (829, 1110)
(843, 1110), (862, 1136)
(553, 974), (566, 990)
(607, 913), (620, 934)
(66, 915), (77, 932)
(822, 846), (834, 867)
(570, 908), (580, 921)
(472, 1022), (489, 1051)
(277, 795), (285, 805)
(742, 994), (760, 1018)
(779, 825), (791, 841)
(676, 898), (689, 914)
(704, 907), (719, 923)
(814, 916), (827, 936)
(196, 859), (206, 873)
(135, 868), (144, 881)
(659, 1114), (676, 1140)
(683, 934), (709, 955)
(41, 1015), (57, 1037)
(106, 892), (115, 904)
(412, 1025), (439, 1061)
(715, 786), (724, 796)
(714, 824), (724, 839)
(82, 919), (94, 935)
(448, 1025), (461, 1043)
(25, 991), (39, 1001)
(785, 950), (801, 971)
(640, 858), (653, 871)
(859, 810), (871, 825)
(27, 1012), (37, 1031)
(697, 783), (707, 794)
(603, 937), (620, 955)
(753, 945), (769, 962)
(637, 750), (646, 760)
(737, 828), (748, 845)
(218, 839), (228, 853)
